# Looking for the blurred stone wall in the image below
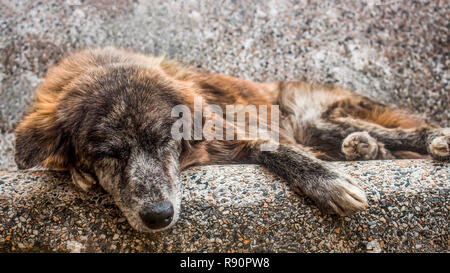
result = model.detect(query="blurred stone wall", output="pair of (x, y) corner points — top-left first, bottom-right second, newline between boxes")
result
(0, 0), (448, 170)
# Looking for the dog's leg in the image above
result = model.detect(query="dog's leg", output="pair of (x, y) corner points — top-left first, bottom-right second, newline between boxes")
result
(317, 94), (448, 160)
(229, 140), (368, 216)
(330, 117), (449, 161)
(301, 119), (396, 160)
(278, 83), (446, 160)
(305, 117), (448, 161)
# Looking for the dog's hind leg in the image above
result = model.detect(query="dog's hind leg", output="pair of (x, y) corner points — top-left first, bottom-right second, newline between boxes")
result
(320, 95), (450, 161)
(285, 89), (447, 160)
(303, 116), (448, 160)
(328, 117), (450, 161)
(296, 118), (399, 161)
(276, 82), (424, 160)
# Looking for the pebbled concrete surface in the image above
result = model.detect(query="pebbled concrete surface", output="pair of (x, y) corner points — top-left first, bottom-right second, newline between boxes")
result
(0, 160), (448, 253)
(1, 0), (449, 170)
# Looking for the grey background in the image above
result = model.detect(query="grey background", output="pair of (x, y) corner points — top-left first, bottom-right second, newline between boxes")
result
(1, 0), (449, 170)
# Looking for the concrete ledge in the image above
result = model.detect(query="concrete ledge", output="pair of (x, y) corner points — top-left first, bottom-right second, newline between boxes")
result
(0, 160), (448, 253)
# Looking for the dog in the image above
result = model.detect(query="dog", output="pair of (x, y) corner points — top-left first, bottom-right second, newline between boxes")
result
(14, 47), (449, 232)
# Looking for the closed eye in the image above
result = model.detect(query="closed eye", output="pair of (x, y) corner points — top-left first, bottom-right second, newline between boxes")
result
(87, 142), (130, 160)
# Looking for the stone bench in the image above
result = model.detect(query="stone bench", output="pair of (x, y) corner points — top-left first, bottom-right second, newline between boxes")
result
(0, 159), (447, 253)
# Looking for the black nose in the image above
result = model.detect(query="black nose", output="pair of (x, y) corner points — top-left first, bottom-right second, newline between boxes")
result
(139, 201), (174, 229)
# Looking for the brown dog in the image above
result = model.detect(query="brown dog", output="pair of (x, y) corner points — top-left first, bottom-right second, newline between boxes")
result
(14, 47), (449, 232)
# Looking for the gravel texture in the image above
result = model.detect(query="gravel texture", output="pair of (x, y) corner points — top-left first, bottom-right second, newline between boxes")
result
(0, 0), (449, 170)
(0, 160), (448, 253)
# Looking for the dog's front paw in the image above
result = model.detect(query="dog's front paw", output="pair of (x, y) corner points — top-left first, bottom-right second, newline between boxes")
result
(427, 128), (450, 161)
(342, 132), (378, 160)
(303, 171), (368, 216)
(70, 168), (98, 191)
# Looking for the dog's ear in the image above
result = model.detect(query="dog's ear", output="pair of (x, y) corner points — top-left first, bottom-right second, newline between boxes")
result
(14, 111), (71, 170)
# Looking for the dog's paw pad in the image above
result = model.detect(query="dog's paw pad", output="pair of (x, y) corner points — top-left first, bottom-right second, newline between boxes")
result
(428, 128), (450, 161)
(342, 132), (378, 160)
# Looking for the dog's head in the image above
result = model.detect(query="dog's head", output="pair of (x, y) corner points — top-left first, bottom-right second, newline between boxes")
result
(14, 66), (185, 232)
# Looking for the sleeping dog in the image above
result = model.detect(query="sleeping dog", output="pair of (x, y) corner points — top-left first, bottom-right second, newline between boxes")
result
(14, 47), (449, 232)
